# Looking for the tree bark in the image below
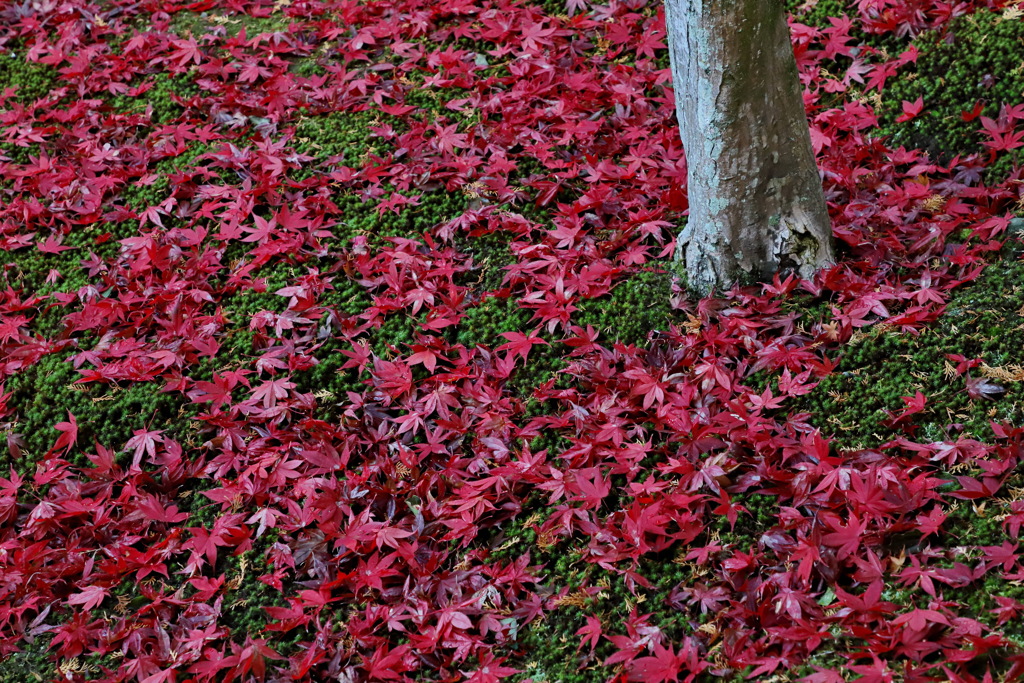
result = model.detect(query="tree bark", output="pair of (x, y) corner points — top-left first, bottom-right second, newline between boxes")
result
(665, 0), (834, 294)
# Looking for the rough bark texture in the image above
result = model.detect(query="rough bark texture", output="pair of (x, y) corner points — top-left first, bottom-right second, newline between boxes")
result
(665, 0), (834, 294)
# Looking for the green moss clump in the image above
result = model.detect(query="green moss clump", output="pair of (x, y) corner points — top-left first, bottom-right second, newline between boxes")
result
(533, 0), (572, 18)
(968, 575), (1024, 648)
(289, 337), (365, 417)
(292, 110), (385, 170)
(509, 547), (701, 683)
(318, 275), (375, 320)
(792, 245), (1024, 448)
(710, 492), (779, 548)
(878, 9), (1024, 182)
(290, 57), (327, 78)
(945, 500), (1008, 548)
(282, 276), (375, 412)
(493, 483), (774, 681)
(375, 191), (470, 242)
(313, 188), (470, 254)
(0, 54), (61, 166)
(170, 9), (297, 40)
(1, 350), (195, 473)
(218, 260), (298, 319)
(446, 268), (677, 401)
(455, 295), (530, 349)
(2, 248), (90, 306)
(0, 633), (58, 683)
(911, 499), (1024, 657)
(786, 0), (850, 28)
(219, 533), (291, 641)
(0, 140), (41, 167)
(0, 52), (61, 104)
(107, 72), (200, 126)
(576, 269), (678, 347)
(449, 294), (564, 397)
(455, 232), (515, 294)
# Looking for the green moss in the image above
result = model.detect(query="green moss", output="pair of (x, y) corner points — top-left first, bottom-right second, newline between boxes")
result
(711, 492), (779, 548)
(107, 72), (200, 126)
(878, 9), (1024, 182)
(219, 261), (297, 317)
(291, 341), (365, 419)
(170, 8), (298, 39)
(792, 247), (1024, 448)
(787, 646), (851, 680)
(780, 291), (832, 322)
(969, 576), (1024, 647)
(447, 268), (678, 403)
(1, 350), (196, 473)
(455, 295), (530, 349)
(448, 294), (563, 397)
(0, 633), (59, 683)
(945, 499), (1008, 547)
(533, 0), (571, 18)
(319, 276), (375, 319)
(454, 231), (515, 295)
(292, 110), (385, 170)
(81, 652), (125, 681)
(0, 54), (61, 171)
(0, 141), (40, 167)
(2, 248), (90, 306)
(509, 546), (701, 683)
(576, 269), (678, 347)
(492, 483), (774, 681)
(1, 220), (130, 302)
(931, 495), (1024, 653)
(219, 532), (291, 639)
(0, 52), (61, 104)
(290, 57), (327, 78)
(178, 483), (222, 530)
(786, 0), (850, 28)
(178, 259), (318, 385)
(375, 191), (470, 242)
(507, 486), (1019, 680)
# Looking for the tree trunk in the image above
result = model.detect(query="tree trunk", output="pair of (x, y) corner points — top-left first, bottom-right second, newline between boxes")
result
(665, 0), (834, 294)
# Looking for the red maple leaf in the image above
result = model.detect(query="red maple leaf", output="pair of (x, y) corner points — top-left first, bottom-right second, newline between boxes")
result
(49, 410), (78, 455)
(251, 377), (296, 408)
(124, 428), (165, 469)
(895, 96), (924, 123)
(575, 615), (603, 653)
(966, 374), (1005, 401)
(496, 330), (547, 361)
(67, 585), (108, 611)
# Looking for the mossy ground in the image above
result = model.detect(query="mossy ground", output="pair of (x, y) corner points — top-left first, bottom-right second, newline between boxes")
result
(497, 489), (780, 683)
(877, 8), (1024, 182)
(794, 241), (1024, 449)
(0, 634), (58, 683)
(0, 9), (478, 470)
(490, 207), (1024, 682)
(0, 52), (61, 105)
(1, 349), (199, 474)
(787, 0), (850, 28)
(107, 72), (202, 127)
(169, 8), (297, 39)
(4, 0), (1024, 680)
(500, 241), (1024, 680)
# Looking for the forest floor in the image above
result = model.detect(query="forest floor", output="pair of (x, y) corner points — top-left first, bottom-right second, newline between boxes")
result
(1, 0), (1024, 681)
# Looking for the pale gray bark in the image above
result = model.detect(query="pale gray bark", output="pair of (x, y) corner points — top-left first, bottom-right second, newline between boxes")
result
(665, 0), (834, 294)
